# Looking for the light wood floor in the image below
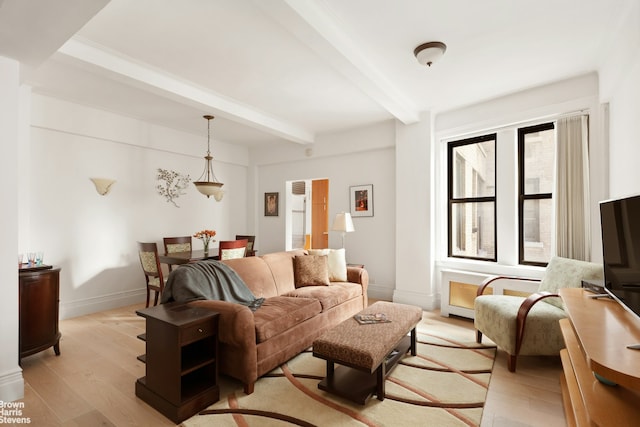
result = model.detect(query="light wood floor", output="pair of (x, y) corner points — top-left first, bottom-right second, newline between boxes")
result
(17, 302), (567, 426)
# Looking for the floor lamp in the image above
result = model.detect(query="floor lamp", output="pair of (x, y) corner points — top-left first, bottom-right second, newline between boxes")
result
(332, 212), (355, 248)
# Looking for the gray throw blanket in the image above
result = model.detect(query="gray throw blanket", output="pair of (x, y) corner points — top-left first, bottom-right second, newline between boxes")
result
(160, 260), (264, 311)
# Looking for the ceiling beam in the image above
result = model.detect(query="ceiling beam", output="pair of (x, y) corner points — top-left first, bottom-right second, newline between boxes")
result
(57, 37), (315, 144)
(255, 0), (421, 125)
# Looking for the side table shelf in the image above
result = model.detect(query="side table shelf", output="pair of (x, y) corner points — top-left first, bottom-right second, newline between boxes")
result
(135, 303), (220, 423)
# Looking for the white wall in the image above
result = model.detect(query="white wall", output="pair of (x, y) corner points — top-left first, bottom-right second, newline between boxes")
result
(599, 0), (640, 198)
(0, 56), (24, 402)
(24, 95), (249, 319)
(394, 112), (438, 309)
(252, 121), (397, 300)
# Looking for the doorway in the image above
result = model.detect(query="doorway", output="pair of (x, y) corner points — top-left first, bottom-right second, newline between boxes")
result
(285, 178), (329, 250)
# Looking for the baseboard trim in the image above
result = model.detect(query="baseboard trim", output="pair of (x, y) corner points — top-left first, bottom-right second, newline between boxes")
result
(60, 289), (146, 319)
(0, 368), (24, 402)
(367, 284), (394, 302)
(392, 289), (439, 310)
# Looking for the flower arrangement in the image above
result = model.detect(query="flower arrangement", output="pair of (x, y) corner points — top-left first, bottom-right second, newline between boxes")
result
(193, 229), (216, 253)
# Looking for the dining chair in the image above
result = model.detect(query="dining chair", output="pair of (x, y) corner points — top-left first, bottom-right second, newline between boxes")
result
(163, 236), (192, 271)
(235, 235), (256, 256)
(219, 239), (248, 260)
(137, 242), (166, 307)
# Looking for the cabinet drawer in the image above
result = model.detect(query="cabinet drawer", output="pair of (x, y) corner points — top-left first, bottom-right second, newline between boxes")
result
(181, 322), (214, 345)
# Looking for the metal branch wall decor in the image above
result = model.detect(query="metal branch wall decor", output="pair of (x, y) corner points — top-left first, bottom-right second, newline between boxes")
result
(156, 168), (190, 207)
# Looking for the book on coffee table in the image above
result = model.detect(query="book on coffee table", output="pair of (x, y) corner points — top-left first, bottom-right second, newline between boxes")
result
(354, 313), (390, 325)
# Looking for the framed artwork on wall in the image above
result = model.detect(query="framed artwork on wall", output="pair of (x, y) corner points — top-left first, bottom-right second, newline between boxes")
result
(350, 184), (373, 217)
(265, 192), (279, 216)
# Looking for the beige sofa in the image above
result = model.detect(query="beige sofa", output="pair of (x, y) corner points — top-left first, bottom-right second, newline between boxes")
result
(182, 249), (369, 394)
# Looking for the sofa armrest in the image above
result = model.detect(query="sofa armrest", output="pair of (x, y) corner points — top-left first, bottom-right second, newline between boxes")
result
(187, 300), (256, 348)
(347, 266), (369, 289)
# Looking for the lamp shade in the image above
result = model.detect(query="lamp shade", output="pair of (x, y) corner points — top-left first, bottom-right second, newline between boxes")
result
(332, 212), (355, 233)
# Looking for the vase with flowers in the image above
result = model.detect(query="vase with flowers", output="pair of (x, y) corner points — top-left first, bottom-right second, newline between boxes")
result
(193, 229), (216, 255)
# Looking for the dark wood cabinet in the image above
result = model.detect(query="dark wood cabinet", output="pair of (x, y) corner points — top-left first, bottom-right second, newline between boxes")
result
(135, 303), (219, 423)
(19, 266), (61, 361)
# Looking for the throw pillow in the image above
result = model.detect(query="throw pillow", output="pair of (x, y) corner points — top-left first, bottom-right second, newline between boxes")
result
(308, 248), (347, 282)
(538, 256), (604, 309)
(294, 255), (330, 287)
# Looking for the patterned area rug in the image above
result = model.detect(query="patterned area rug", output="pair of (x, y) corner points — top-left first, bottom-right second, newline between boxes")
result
(182, 317), (496, 427)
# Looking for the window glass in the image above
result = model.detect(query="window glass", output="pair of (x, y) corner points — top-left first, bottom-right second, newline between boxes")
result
(448, 135), (496, 261)
(523, 129), (555, 194)
(451, 201), (496, 259)
(519, 123), (555, 265)
(522, 198), (553, 263)
(452, 141), (495, 198)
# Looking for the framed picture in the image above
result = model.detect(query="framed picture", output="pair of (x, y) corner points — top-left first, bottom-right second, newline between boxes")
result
(264, 192), (279, 216)
(350, 184), (373, 217)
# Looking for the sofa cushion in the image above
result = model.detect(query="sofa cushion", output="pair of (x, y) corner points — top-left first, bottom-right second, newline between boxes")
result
(293, 255), (330, 287)
(221, 256), (279, 298)
(253, 296), (322, 342)
(284, 282), (362, 312)
(308, 248), (347, 282)
(262, 250), (307, 295)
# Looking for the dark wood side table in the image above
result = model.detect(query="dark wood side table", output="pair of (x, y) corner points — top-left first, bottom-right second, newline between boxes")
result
(18, 266), (61, 361)
(135, 303), (220, 423)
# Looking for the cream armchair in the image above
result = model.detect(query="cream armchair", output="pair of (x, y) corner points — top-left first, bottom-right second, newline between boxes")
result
(474, 256), (603, 372)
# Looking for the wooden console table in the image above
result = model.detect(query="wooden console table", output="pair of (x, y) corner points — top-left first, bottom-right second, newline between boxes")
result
(559, 288), (640, 426)
(135, 303), (219, 423)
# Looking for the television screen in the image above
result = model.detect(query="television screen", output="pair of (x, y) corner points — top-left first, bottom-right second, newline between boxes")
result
(600, 194), (640, 320)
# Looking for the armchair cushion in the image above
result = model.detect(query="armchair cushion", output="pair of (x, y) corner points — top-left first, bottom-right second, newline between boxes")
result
(474, 294), (567, 355)
(537, 256), (603, 309)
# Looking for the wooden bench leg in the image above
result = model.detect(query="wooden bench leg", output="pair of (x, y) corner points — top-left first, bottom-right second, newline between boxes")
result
(410, 328), (417, 356)
(326, 360), (334, 380)
(376, 363), (386, 401)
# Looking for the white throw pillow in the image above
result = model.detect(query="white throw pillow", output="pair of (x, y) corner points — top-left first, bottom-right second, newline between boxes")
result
(308, 248), (347, 282)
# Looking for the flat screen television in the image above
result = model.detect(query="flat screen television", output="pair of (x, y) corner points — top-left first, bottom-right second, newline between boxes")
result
(600, 193), (640, 321)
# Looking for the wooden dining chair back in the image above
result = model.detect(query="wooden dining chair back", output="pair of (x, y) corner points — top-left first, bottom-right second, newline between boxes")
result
(137, 242), (166, 307)
(219, 239), (249, 260)
(163, 236), (192, 271)
(235, 235), (256, 256)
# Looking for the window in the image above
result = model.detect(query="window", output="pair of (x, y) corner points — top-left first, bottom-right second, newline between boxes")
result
(518, 123), (555, 265)
(448, 134), (496, 261)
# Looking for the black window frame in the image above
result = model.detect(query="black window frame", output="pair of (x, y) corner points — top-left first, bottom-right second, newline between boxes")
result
(518, 122), (555, 266)
(447, 134), (497, 262)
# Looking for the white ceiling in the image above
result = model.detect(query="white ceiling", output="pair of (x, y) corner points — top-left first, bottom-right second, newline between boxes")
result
(1, 0), (633, 148)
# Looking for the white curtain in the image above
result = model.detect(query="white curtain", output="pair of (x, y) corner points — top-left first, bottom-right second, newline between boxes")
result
(555, 115), (590, 261)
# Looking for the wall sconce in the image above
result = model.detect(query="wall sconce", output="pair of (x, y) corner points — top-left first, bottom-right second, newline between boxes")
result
(90, 178), (116, 196)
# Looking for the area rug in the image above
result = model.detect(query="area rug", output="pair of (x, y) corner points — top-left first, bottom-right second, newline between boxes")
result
(182, 318), (496, 427)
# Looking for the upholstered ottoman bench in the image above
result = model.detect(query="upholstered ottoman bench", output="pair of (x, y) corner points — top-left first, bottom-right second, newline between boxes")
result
(312, 301), (423, 404)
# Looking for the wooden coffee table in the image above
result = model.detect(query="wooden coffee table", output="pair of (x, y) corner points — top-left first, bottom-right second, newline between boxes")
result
(312, 301), (423, 404)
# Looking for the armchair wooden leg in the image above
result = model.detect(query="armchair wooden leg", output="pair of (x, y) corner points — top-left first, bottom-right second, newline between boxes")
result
(507, 354), (517, 372)
(145, 288), (151, 308)
(476, 330), (483, 344)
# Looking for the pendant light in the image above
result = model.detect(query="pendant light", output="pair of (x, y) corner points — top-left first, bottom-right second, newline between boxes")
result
(193, 115), (224, 201)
